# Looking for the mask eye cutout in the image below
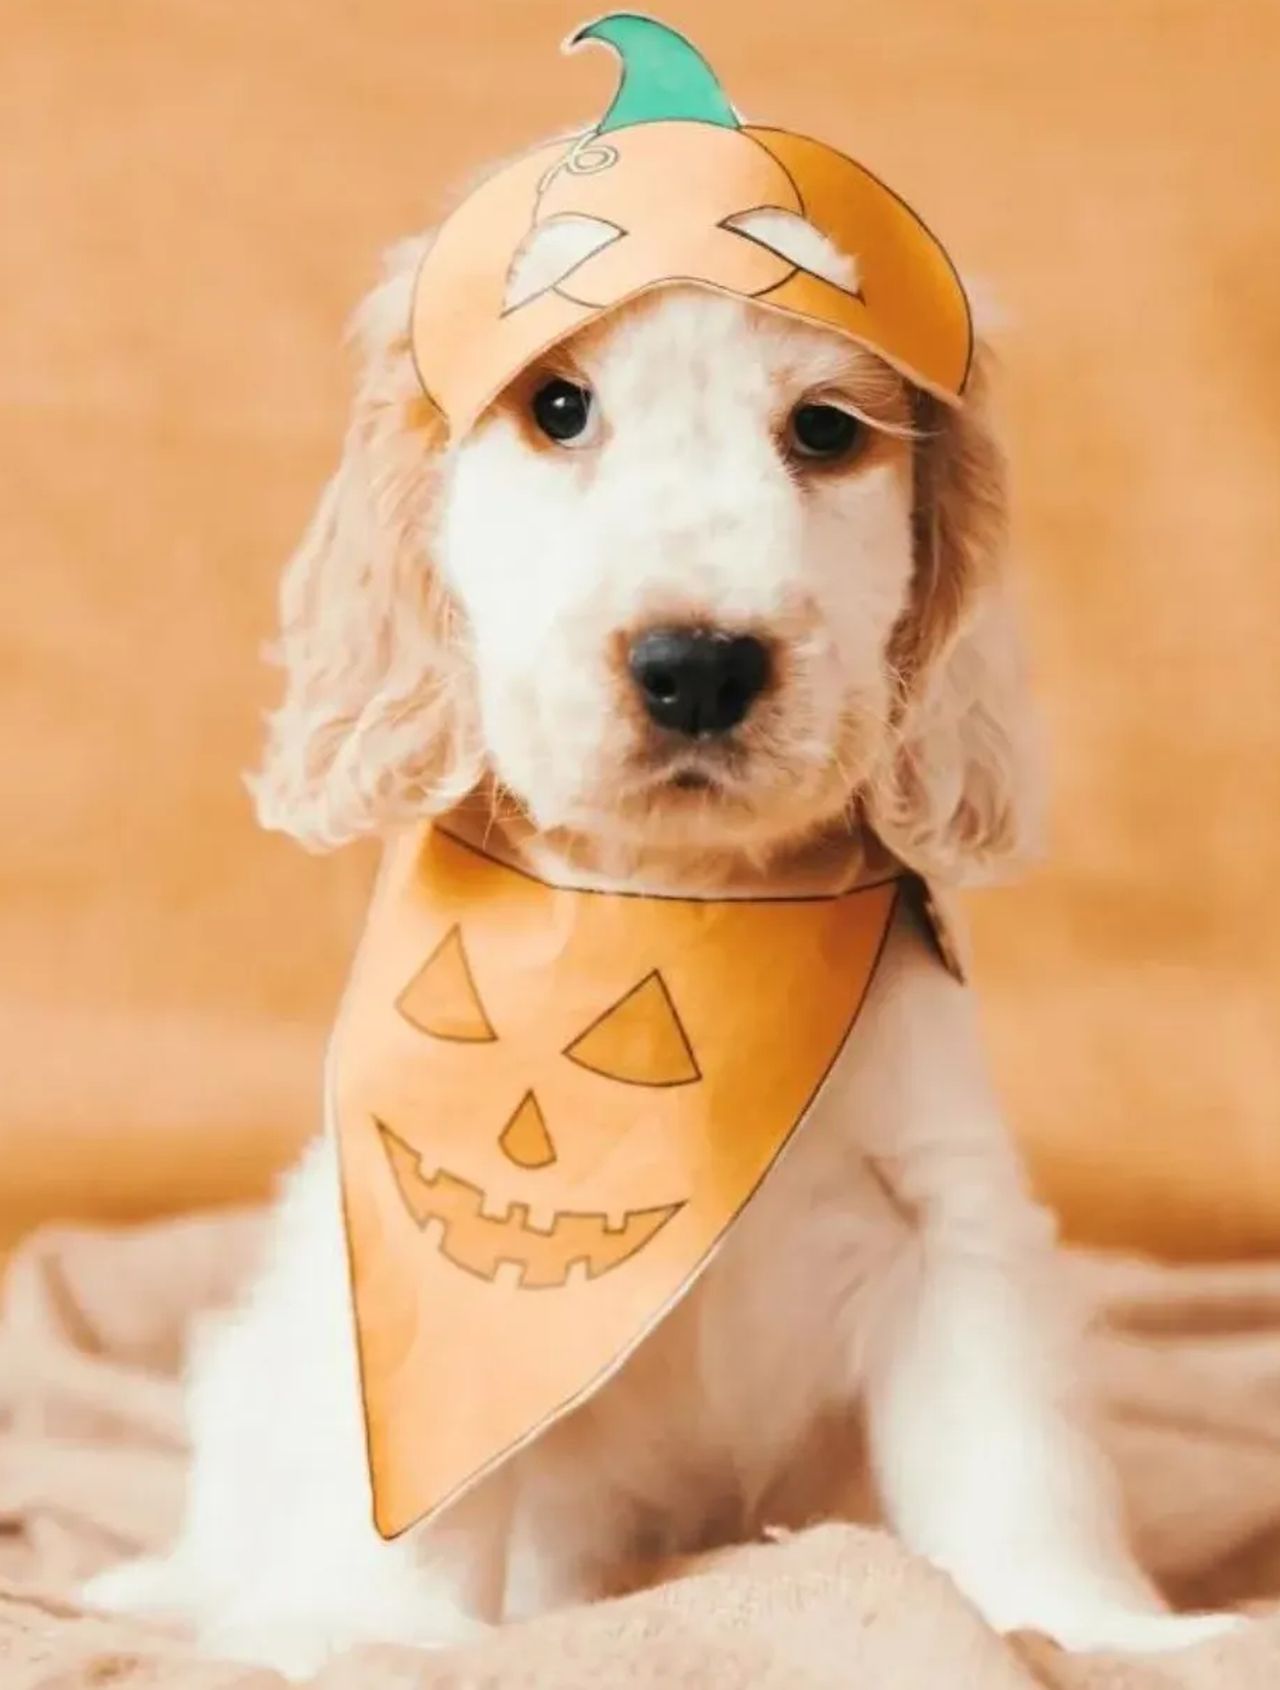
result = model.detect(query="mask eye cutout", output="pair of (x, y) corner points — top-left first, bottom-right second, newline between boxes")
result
(722, 208), (862, 299)
(397, 925), (497, 1043)
(503, 213), (625, 313)
(565, 970), (701, 1088)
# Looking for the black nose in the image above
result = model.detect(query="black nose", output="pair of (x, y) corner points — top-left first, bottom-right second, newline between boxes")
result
(627, 628), (770, 737)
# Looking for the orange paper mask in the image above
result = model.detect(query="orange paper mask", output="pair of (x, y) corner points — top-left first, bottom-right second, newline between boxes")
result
(411, 13), (973, 436)
(331, 824), (903, 1536)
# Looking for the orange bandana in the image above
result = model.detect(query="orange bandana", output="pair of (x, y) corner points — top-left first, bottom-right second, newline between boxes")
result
(411, 13), (972, 437)
(330, 822), (923, 1537)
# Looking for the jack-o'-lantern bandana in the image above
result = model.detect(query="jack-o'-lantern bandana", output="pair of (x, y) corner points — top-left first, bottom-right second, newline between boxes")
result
(412, 12), (973, 437)
(331, 820), (963, 1537)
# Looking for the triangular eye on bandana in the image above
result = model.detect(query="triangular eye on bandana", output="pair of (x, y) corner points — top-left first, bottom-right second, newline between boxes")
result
(396, 926), (496, 1043)
(564, 969), (702, 1085)
(330, 826), (902, 1537)
(410, 12), (973, 438)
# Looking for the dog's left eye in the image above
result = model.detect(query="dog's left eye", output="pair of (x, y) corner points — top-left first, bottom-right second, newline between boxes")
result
(787, 403), (864, 462)
(531, 378), (598, 447)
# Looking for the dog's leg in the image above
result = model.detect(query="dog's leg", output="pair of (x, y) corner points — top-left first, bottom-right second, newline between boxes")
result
(856, 921), (1240, 1655)
(84, 1135), (504, 1678)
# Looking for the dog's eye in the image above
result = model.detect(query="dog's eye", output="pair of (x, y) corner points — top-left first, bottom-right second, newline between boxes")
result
(531, 378), (597, 446)
(787, 403), (864, 462)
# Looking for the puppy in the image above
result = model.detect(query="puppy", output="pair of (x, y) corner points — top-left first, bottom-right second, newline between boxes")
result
(85, 235), (1237, 1675)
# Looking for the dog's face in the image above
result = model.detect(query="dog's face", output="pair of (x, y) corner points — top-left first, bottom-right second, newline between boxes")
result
(438, 291), (917, 855)
(254, 233), (1032, 885)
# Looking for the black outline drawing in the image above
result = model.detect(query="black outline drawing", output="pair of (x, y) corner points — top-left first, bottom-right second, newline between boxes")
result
(395, 924), (497, 1043)
(375, 1117), (682, 1290)
(498, 1089), (558, 1169)
(431, 821), (901, 906)
(563, 968), (702, 1088)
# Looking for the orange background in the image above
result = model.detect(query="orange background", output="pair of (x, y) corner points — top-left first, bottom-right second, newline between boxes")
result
(3, 1), (1277, 1257)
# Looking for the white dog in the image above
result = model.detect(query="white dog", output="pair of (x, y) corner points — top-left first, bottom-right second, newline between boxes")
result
(86, 225), (1237, 1675)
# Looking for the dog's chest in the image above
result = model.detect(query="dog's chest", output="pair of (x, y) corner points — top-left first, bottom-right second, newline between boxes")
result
(529, 1082), (913, 1546)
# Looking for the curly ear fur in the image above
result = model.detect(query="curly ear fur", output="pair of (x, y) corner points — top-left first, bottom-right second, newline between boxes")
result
(249, 238), (483, 850)
(865, 344), (1042, 885)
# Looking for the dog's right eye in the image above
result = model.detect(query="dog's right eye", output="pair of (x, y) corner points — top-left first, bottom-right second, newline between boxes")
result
(787, 402), (864, 463)
(531, 378), (596, 446)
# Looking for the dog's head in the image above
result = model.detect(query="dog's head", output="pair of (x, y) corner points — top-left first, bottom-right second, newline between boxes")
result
(252, 233), (1036, 884)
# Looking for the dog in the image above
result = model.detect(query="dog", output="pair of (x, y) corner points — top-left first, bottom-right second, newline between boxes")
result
(84, 224), (1239, 1675)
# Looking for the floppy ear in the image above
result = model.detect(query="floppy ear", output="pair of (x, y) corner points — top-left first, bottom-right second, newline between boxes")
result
(249, 237), (483, 850)
(865, 342), (1042, 884)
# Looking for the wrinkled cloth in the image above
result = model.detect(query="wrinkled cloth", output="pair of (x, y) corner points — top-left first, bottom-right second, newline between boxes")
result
(0, 1213), (1278, 1687)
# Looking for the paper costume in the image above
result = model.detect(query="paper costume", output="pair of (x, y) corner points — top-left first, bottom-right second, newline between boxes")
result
(410, 12), (973, 436)
(331, 820), (967, 1537)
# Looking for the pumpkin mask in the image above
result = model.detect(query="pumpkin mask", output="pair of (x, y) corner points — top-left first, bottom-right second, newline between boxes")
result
(331, 821), (925, 1538)
(411, 12), (973, 437)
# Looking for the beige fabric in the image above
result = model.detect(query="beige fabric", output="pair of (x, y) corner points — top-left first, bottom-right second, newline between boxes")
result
(1, 1213), (1279, 1687)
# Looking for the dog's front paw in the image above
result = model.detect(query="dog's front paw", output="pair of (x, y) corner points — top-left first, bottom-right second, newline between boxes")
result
(84, 1555), (489, 1679)
(204, 1622), (337, 1683)
(1024, 1607), (1245, 1657)
(202, 1603), (489, 1681)
(82, 1554), (187, 1622)
(949, 1564), (1245, 1657)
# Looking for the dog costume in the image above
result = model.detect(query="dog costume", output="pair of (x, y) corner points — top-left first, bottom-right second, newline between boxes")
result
(333, 13), (972, 1538)
(411, 11), (972, 437)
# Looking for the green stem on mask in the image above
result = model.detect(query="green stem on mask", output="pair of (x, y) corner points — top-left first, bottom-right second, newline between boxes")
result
(571, 13), (739, 134)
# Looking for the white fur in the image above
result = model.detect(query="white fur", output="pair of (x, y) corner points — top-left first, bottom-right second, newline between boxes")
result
(441, 290), (916, 858)
(505, 214), (622, 311)
(84, 273), (1239, 1673)
(725, 207), (862, 294)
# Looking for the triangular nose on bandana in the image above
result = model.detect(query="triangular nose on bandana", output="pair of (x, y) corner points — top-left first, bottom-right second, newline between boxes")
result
(331, 825), (901, 1537)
